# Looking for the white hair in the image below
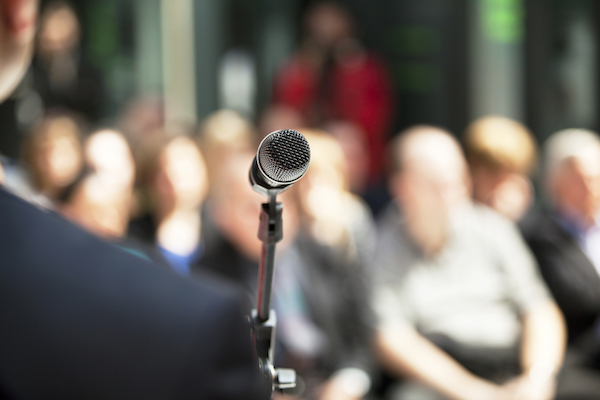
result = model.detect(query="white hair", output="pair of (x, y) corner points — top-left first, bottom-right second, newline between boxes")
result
(543, 128), (600, 191)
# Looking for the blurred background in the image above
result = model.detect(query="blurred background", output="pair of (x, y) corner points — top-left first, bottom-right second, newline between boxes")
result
(3, 2), (600, 398)
(0, 0), (598, 160)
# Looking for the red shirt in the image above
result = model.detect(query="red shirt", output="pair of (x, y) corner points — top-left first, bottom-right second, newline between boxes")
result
(273, 51), (395, 183)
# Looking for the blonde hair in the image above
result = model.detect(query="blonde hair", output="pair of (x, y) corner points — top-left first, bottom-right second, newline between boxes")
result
(198, 110), (256, 155)
(197, 110), (257, 190)
(464, 115), (537, 176)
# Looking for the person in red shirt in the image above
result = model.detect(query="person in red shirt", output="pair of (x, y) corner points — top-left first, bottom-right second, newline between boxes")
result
(272, 1), (395, 186)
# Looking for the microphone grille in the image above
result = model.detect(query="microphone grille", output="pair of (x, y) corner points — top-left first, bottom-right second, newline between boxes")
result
(258, 129), (311, 184)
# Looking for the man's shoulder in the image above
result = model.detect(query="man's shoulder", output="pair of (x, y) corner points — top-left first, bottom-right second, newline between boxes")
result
(518, 206), (563, 242)
(0, 188), (242, 315)
(465, 202), (512, 226)
(374, 202), (422, 280)
(454, 203), (521, 240)
(0, 189), (268, 398)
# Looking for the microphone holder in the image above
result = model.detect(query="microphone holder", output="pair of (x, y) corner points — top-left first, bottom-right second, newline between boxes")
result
(252, 194), (296, 395)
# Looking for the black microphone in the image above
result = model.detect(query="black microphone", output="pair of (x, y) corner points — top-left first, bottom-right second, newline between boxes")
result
(249, 129), (309, 393)
(249, 129), (311, 198)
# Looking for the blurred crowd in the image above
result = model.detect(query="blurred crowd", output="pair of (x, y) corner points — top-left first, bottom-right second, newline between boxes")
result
(1, 2), (600, 400)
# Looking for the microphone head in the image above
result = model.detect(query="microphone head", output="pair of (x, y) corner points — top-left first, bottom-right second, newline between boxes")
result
(257, 129), (310, 186)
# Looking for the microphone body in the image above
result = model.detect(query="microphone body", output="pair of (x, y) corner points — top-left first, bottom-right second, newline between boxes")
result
(249, 129), (311, 198)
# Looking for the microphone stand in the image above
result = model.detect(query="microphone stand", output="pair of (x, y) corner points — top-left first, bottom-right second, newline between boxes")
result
(252, 194), (296, 396)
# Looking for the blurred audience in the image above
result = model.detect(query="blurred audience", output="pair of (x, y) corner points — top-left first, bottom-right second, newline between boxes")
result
(324, 120), (371, 195)
(374, 126), (565, 400)
(54, 128), (170, 265)
(294, 128), (375, 266)
(258, 104), (305, 137)
(197, 109), (257, 193)
(463, 115), (538, 222)
(19, 112), (83, 207)
(196, 150), (274, 309)
(130, 131), (209, 275)
(58, 170), (129, 239)
(85, 128), (135, 189)
(522, 129), (600, 397)
(117, 94), (165, 150)
(194, 129), (377, 399)
(60, 128), (135, 237)
(273, 129), (376, 400)
(272, 1), (394, 191)
(32, 1), (105, 122)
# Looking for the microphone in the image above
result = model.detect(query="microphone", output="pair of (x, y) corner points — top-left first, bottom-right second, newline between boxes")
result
(249, 129), (311, 198)
(248, 129), (309, 393)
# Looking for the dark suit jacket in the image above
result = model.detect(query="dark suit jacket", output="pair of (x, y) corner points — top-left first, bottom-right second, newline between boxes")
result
(0, 189), (269, 400)
(194, 234), (259, 315)
(521, 209), (600, 344)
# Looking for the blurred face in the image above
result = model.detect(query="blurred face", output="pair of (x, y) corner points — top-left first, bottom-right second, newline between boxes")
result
(0, 0), (37, 102)
(392, 134), (469, 255)
(210, 153), (299, 261)
(553, 156), (600, 224)
(85, 130), (135, 189)
(327, 122), (368, 193)
(38, 5), (79, 55)
(470, 163), (502, 205)
(212, 154), (265, 261)
(302, 169), (343, 216)
(155, 137), (208, 212)
(40, 132), (82, 190)
(61, 175), (130, 239)
(470, 164), (532, 222)
(297, 152), (348, 245)
(259, 106), (304, 137)
(305, 3), (352, 49)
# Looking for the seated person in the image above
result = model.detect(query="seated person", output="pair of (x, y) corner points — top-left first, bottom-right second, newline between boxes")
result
(130, 131), (209, 275)
(293, 129), (375, 267)
(276, 129), (375, 400)
(373, 126), (565, 400)
(195, 150), (269, 310)
(521, 129), (600, 391)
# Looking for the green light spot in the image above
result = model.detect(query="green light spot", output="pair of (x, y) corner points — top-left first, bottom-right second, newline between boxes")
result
(481, 0), (524, 44)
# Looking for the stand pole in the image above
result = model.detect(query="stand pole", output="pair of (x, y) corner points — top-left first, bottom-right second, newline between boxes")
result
(256, 196), (281, 321)
(252, 196), (296, 395)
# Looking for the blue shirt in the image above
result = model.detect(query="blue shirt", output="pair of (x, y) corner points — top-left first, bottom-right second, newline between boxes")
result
(554, 211), (600, 278)
(158, 244), (203, 276)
